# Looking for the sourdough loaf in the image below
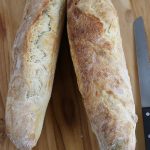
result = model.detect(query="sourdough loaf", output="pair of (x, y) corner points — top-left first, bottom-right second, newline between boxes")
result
(67, 0), (137, 149)
(5, 0), (65, 149)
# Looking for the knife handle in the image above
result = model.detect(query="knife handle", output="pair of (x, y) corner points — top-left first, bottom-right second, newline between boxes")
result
(142, 107), (150, 150)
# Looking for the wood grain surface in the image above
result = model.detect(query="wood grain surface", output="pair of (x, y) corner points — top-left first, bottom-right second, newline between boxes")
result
(0, 0), (149, 150)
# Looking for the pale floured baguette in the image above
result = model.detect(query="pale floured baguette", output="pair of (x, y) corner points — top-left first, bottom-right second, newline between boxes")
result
(67, 0), (137, 149)
(5, 0), (65, 149)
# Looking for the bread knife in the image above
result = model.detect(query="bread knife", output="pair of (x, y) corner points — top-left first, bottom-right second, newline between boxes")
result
(134, 17), (150, 150)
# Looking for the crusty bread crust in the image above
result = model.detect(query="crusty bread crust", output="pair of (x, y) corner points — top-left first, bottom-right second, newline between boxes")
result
(67, 0), (137, 149)
(5, 0), (65, 149)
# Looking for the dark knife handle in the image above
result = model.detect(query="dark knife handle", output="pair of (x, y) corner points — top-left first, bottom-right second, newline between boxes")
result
(142, 107), (150, 150)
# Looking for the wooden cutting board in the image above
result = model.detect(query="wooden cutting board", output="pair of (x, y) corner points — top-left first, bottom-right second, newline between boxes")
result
(0, 0), (149, 149)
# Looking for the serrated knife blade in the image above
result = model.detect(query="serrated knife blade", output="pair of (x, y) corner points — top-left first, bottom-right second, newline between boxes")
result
(134, 17), (150, 150)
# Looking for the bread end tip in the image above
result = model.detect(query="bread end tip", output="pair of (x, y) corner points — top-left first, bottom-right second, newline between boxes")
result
(7, 132), (36, 150)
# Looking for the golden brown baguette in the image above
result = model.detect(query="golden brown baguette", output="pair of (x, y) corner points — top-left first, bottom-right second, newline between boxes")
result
(5, 0), (65, 149)
(67, 0), (138, 149)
